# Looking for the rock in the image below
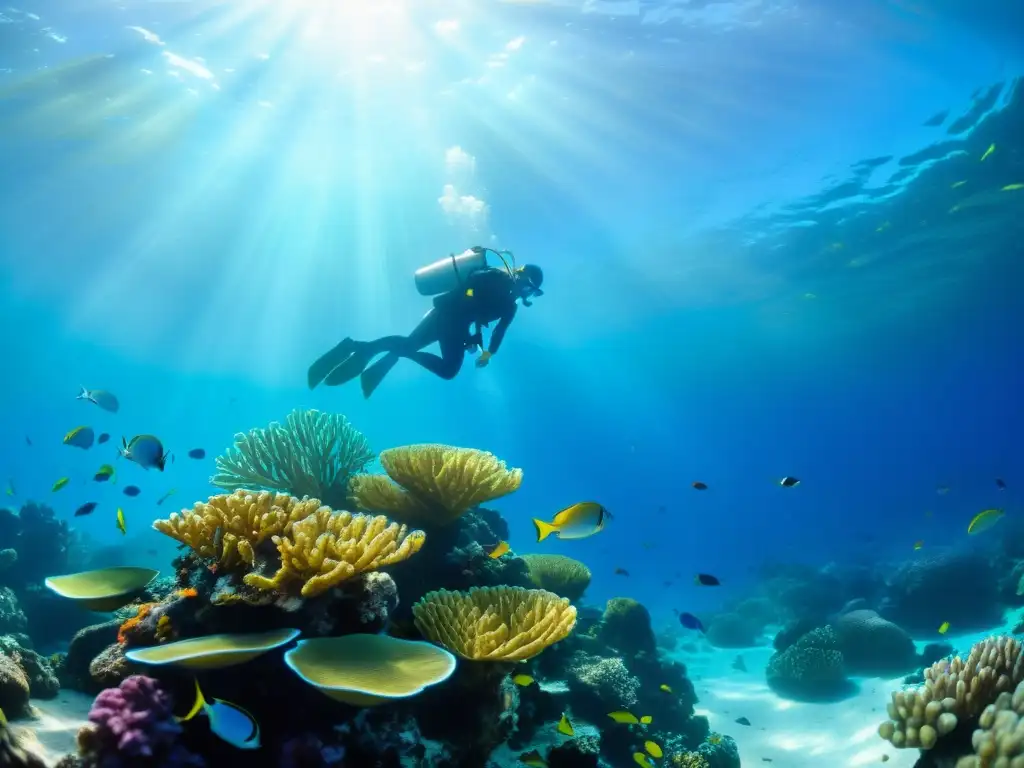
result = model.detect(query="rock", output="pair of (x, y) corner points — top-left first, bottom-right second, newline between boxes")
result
(595, 598), (656, 657)
(833, 610), (917, 675)
(706, 613), (759, 648)
(88, 643), (132, 690)
(0, 654), (30, 718)
(63, 620), (120, 689)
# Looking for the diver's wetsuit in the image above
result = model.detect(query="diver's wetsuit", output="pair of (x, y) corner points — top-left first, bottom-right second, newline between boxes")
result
(310, 267), (519, 397)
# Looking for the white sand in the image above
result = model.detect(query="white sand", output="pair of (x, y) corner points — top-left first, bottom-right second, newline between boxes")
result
(8, 691), (93, 767)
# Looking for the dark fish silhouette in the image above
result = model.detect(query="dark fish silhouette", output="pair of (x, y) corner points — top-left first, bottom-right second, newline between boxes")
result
(695, 573), (720, 586)
(187, 448), (206, 460)
(123, 485), (141, 497)
(74, 502), (98, 517)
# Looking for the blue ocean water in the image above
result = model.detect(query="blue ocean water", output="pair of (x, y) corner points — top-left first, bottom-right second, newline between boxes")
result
(1, 1), (1023, 765)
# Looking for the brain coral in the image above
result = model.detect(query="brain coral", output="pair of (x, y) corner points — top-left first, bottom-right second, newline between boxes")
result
(521, 554), (591, 602)
(766, 626), (849, 700)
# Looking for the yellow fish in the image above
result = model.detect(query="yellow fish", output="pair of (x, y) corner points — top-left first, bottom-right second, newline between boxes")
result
(52, 477), (70, 492)
(557, 713), (574, 737)
(0, 705), (6, 726)
(640, 715), (652, 725)
(519, 750), (546, 767)
(938, 621), (950, 635)
(1002, 183), (1023, 191)
(913, 541), (923, 551)
(488, 541), (510, 559)
(512, 674), (534, 686)
(967, 508), (1004, 535)
(94, 464), (116, 482)
(980, 143), (995, 161)
(951, 180), (966, 189)
(608, 711), (640, 724)
(116, 507), (127, 536)
(63, 425), (95, 449)
(644, 741), (663, 759)
(533, 502), (612, 542)
(659, 684), (672, 693)
(633, 753), (654, 768)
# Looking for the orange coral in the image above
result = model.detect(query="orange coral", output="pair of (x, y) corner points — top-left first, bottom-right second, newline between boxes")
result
(117, 603), (156, 644)
(176, 588), (198, 599)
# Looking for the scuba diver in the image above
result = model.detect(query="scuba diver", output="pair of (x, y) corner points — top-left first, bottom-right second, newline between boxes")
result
(307, 246), (544, 399)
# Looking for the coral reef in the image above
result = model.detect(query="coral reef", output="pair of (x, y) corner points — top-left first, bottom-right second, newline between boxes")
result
(567, 651), (641, 710)
(0, 502), (70, 588)
(521, 554), (592, 602)
(705, 613), (759, 649)
(0, 653), (30, 718)
(833, 609), (918, 675)
(0, 635), (59, 699)
(956, 679), (1024, 767)
(350, 444), (522, 526)
(766, 625), (851, 700)
(595, 598), (657, 658)
(0, 588), (27, 636)
(413, 586), (577, 661)
(211, 409), (373, 508)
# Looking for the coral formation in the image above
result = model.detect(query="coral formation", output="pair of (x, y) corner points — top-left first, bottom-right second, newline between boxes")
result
(956, 679), (1024, 767)
(0, 653), (30, 718)
(0, 715), (46, 768)
(211, 409), (373, 508)
(567, 652), (641, 709)
(521, 554), (592, 602)
(350, 444), (522, 526)
(595, 598), (657, 657)
(833, 609), (918, 675)
(705, 613), (759, 649)
(413, 586), (577, 661)
(0, 635), (59, 699)
(878, 635), (1024, 751)
(0, 588), (27, 635)
(766, 625), (850, 700)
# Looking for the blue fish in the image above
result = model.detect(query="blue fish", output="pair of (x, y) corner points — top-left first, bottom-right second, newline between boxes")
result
(63, 426), (95, 449)
(178, 680), (260, 750)
(74, 502), (98, 517)
(678, 612), (705, 633)
(187, 448), (206, 460)
(77, 387), (119, 413)
(120, 435), (171, 471)
(98, 433), (110, 444)
(123, 485), (141, 497)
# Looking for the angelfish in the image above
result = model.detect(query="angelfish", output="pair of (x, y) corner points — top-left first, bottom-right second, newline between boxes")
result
(177, 679), (260, 750)
(533, 502), (612, 541)
(120, 435), (171, 471)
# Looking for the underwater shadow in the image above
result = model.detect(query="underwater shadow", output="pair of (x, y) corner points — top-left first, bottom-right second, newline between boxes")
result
(766, 677), (861, 704)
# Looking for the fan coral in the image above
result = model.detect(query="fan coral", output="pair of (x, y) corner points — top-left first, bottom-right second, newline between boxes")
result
(78, 675), (203, 766)
(350, 444), (522, 526)
(211, 409), (373, 508)
(878, 635), (1024, 751)
(244, 506), (426, 598)
(412, 586), (576, 661)
(521, 554), (591, 602)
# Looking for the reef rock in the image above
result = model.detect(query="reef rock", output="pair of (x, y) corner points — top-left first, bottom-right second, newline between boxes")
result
(833, 609), (918, 675)
(706, 613), (759, 648)
(766, 625), (852, 701)
(0, 636), (58, 699)
(0, 588), (27, 635)
(0, 654), (30, 718)
(595, 598), (657, 658)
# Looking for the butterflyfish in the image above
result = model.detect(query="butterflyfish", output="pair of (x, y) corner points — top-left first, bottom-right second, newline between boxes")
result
(608, 711), (639, 724)
(556, 713), (574, 737)
(533, 502), (612, 542)
(121, 435), (171, 471)
(63, 426), (95, 449)
(489, 541), (510, 559)
(178, 679), (260, 750)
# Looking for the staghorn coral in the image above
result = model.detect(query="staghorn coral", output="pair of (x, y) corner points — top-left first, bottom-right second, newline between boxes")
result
(244, 506), (426, 598)
(350, 444), (522, 526)
(413, 586), (576, 661)
(957, 679), (1024, 767)
(211, 409), (373, 508)
(153, 490), (321, 569)
(521, 554), (592, 602)
(878, 636), (1024, 751)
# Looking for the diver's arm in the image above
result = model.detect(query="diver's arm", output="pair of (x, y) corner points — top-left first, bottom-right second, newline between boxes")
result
(486, 304), (518, 355)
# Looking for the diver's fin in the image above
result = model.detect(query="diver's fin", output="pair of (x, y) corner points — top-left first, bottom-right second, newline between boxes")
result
(307, 338), (356, 389)
(323, 344), (375, 387)
(360, 353), (400, 399)
(533, 518), (558, 542)
(177, 679), (206, 723)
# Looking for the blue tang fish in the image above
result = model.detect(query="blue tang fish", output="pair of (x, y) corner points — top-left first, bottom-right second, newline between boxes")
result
(77, 387), (119, 413)
(120, 435), (171, 471)
(178, 680), (260, 750)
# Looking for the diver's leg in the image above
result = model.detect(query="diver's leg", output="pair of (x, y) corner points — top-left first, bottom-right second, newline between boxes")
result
(308, 337), (357, 389)
(400, 323), (467, 380)
(347, 310), (443, 394)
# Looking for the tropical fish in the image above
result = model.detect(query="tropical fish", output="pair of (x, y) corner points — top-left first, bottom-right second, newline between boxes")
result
(556, 713), (574, 737)
(116, 507), (127, 535)
(980, 143), (995, 161)
(913, 541), (924, 551)
(678, 612), (705, 632)
(659, 684), (672, 694)
(187, 448), (206, 459)
(5, 479), (14, 497)
(52, 477), (70, 492)
(94, 464), (116, 482)
(512, 674), (534, 687)
(25, 435), (32, 447)
(938, 621), (950, 635)
(77, 387), (119, 413)
(779, 476), (800, 487)
(967, 508), (1004, 535)
(633, 753), (653, 768)
(1003, 184), (1024, 191)
(177, 679), (260, 749)
(488, 541), (510, 559)
(74, 502), (98, 517)
(708, 734), (722, 745)
(640, 715), (652, 725)
(98, 433), (110, 444)
(518, 750), (547, 767)
(644, 741), (663, 759)
(614, 568), (630, 577)
(120, 435), (170, 471)
(533, 502), (612, 541)
(608, 711), (640, 724)
(156, 488), (177, 505)
(695, 573), (720, 587)
(996, 478), (1007, 490)
(736, 717), (751, 726)
(123, 485), (141, 497)
(692, 481), (708, 490)
(64, 426), (95, 449)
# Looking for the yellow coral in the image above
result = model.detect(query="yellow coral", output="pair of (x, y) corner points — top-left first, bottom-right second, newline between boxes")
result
(412, 586), (576, 662)
(671, 754), (710, 768)
(153, 490), (321, 569)
(350, 444), (522, 526)
(243, 507), (426, 598)
(878, 636), (1024, 750)
(521, 554), (592, 602)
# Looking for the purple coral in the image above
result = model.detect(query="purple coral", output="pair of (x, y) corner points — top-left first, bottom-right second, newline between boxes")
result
(84, 676), (203, 767)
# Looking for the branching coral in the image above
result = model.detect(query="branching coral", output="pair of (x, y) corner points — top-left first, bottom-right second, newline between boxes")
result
(521, 554), (591, 602)
(957, 679), (1024, 767)
(211, 409), (373, 508)
(878, 636), (1024, 751)
(412, 586), (576, 661)
(244, 507), (426, 598)
(350, 444), (522, 526)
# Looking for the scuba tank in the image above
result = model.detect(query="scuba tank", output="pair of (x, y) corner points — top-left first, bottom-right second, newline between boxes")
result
(414, 247), (516, 296)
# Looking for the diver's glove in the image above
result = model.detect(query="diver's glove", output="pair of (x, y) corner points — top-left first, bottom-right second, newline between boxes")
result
(476, 350), (492, 368)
